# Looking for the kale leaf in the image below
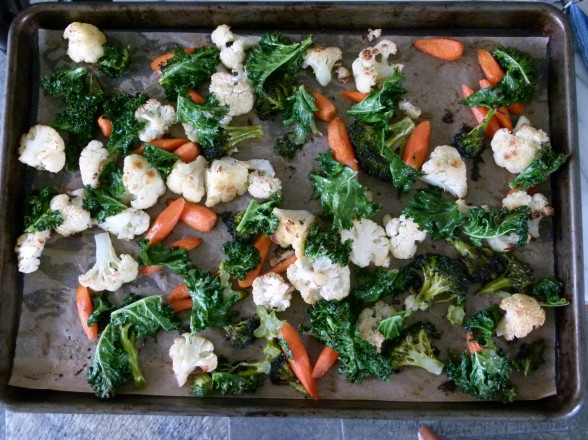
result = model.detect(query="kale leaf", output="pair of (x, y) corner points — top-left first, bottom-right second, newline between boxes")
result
(98, 42), (131, 78)
(23, 187), (63, 232)
(142, 144), (179, 178)
(304, 224), (353, 265)
(110, 295), (180, 338)
(461, 206), (531, 248)
(509, 145), (569, 191)
(352, 266), (417, 303)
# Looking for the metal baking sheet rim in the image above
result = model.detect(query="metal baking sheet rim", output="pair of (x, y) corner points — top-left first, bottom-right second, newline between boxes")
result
(0, 2), (584, 420)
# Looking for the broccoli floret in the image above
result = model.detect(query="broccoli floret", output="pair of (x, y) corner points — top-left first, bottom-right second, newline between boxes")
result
(464, 304), (504, 348)
(452, 108), (496, 158)
(449, 239), (505, 283)
(191, 373), (215, 397)
(388, 321), (444, 375)
(224, 316), (261, 349)
(478, 254), (534, 295)
(98, 42), (131, 78)
(405, 254), (468, 312)
(304, 224), (353, 266)
(274, 130), (305, 159)
(211, 358), (270, 396)
(352, 266), (419, 303)
(23, 187), (63, 233)
(220, 241), (261, 281)
(512, 338), (546, 376)
(269, 353), (307, 395)
(445, 348), (518, 402)
(530, 278), (569, 307)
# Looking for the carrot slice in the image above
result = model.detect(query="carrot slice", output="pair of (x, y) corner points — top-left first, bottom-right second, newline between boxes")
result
(97, 115), (113, 137)
(414, 38), (464, 61)
(507, 102), (526, 115)
(187, 88), (206, 104)
(402, 120), (431, 170)
(265, 255), (297, 275)
(466, 330), (483, 354)
(173, 142), (200, 163)
(479, 79), (512, 130)
(238, 235), (272, 289)
(279, 323), (318, 399)
(76, 285), (98, 340)
(327, 117), (359, 171)
(168, 284), (190, 303)
(140, 237), (203, 276)
(151, 48), (197, 72)
(478, 49), (504, 85)
(148, 138), (190, 151)
(340, 90), (368, 103)
(311, 346), (339, 379)
(312, 90), (337, 122)
(145, 198), (186, 245)
(171, 298), (193, 313)
(180, 201), (218, 233)
(461, 84), (500, 138)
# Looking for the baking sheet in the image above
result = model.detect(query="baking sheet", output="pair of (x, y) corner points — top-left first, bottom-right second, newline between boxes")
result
(9, 28), (556, 402)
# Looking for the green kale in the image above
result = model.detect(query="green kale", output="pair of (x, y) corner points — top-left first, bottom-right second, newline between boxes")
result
(137, 239), (192, 277)
(310, 152), (381, 230)
(103, 92), (149, 155)
(98, 42), (131, 78)
(142, 144), (179, 178)
(530, 278), (569, 307)
(23, 187), (63, 232)
(512, 338), (546, 376)
(402, 188), (465, 240)
(451, 108), (496, 158)
(304, 224), (353, 265)
(233, 191), (283, 240)
(87, 294), (115, 328)
(41, 67), (89, 99)
(110, 295), (180, 339)
(159, 46), (220, 99)
(224, 315), (261, 349)
(464, 304), (504, 348)
(191, 374), (215, 397)
(509, 145), (569, 191)
(449, 239), (506, 283)
(118, 323), (146, 389)
(478, 254), (534, 295)
(352, 266), (418, 303)
(254, 72), (299, 120)
(220, 240), (261, 280)
(388, 321), (444, 375)
(377, 310), (412, 341)
(461, 206), (531, 248)
(83, 161), (128, 223)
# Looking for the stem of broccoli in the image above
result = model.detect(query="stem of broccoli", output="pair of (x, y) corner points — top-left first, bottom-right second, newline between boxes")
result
(226, 125), (264, 150)
(479, 276), (511, 294)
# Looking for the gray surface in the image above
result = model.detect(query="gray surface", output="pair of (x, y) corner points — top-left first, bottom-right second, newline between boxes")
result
(1, 3), (588, 440)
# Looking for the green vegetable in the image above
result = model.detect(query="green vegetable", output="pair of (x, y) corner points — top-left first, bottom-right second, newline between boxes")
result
(460, 47), (536, 107)
(310, 152), (381, 230)
(269, 353), (307, 395)
(478, 254), (534, 295)
(224, 315), (261, 349)
(509, 145), (569, 191)
(451, 108), (496, 158)
(253, 72), (298, 120)
(531, 278), (569, 307)
(446, 303), (466, 326)
(445, 348), (517, 402)
(377, 310), (412, 341)
(191, 374), (215, 397)
(83, 161), (128, 223)
(388, 321), (444, 375)
(464, 304), (504, 348)
(461, 206), (531, 248)
(254, 306), (286, 340)
(110, 295), (180, 338)
(304, 224), (353, 265)
(87, 294), (115, 328)
(23, 187), (63, 233)
(103, 92), (149, 155)
(302, 299), (392, 383)
(449, 239), (506, 283)
(41, 67), (90, 99)
(512, 338), (546, 376)
(352, 266), (417, 303)
(118, 323), (146, 389)
(159, 46), (219, 99)
(98, 42), (131, 78)
(230, 191), (283, 241)
(220, 240), (261, 280)
(402, 188), (465, 240)
(142, 144), (179, 178)
(137, 239), (192, 276)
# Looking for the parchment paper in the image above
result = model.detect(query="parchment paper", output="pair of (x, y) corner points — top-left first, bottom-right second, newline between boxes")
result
(10, 29), (556, 402)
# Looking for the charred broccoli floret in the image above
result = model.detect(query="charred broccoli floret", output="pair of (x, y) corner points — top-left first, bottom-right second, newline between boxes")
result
(449, 239), (506, 283)
(452, 108), (496, 158)
(269, 353), (307, 395)
(512, 338), (546, 376)
(191, 374), (215, 397)
(388, 321), (444, 375)
(211, 358), (270, 396)
(224, 316), (261, 349)
(530, 278), (569, 307)
(478, 254), (534, 295)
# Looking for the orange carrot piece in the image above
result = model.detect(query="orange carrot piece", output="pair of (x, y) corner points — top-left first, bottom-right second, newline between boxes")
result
(171, 298), (193, 313)
(279, 323), (318, 399)
(402, 120), (431, 170)
(173, 142), (201, 163)
(168, 284), (190, 303)
(461, 85), (500, 138)
(312, 90), (337, 122)
(414, 38), (464, 61)
(97, 115), (113, 137)
(150, 53), (175, 72)
(132, 145), (145, 155)
(466, 330), (483, 354)
(238, 235), (272, 289)
(140, 237), (203, 276)
(507, 102), (526, 115)
(265, 255), (297, 275)
(148, 138), (190, 151)
(139, 265), (162, 276)
(479, 79), (512, 130)
(327, 117), (359, 171)
(76, 285), (98, 340)
(340, 90), (369, 103)
(145, 198), (186, 245)
(478, 49), (504, 85)
(187, 88), (206, 104)
(180, 201), (218, 233)
(311, 346), (339, 379)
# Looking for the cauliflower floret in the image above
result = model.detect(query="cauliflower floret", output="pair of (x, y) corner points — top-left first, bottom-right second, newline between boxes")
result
(63, 22), (106, 63)
(205, 157), (249, 207)
(384, 214), (427, 259)
(351, 39), (404, 93)
(366, 28), (382, 42)
(490, 124), (549, 174)
(169, 333), (218, 387)
(271, 209), (315, 258)
(247, 171), (282, 199)
(495, 293), (546, 341)
(15, 230), (51, 274)
(98, 208), (150, 240)
(357, 301), (396, 352)
(502, 190), (554, 238)
(398, 100), (422, 120)
(209, 69), (255, 117)
(335, 66), (351, 83)
(122, 154), (166, 209)
(244, 159), (277, 177)
(302, 46), (343, 87)
(252, 273), (294, 311)
(134, 99), (176, 142)
(50, 190), (92, 237)
(166, 156), (208, 203)
(79, 140), (109, 188)
(210, 24), (261, 71)
(340, 218), (390, 268)
(420, 145), (467, 198)
(286, 256), (350, 304)
(486, 234), (520, 253)
(78, 232), (139, 292)
(18, 125), (66, 173)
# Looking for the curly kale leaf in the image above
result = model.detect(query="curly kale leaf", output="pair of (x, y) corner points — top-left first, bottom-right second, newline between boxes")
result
(304, 224), (353, 265)
(98, 42), (131, 78)
(509, 145), (569, 191)
(352, 266), (418, 303)
(83, 161), (128, 223)
(220, 240), (261, 280)
(137, 239), (193, 276)
(142, 144), (179, 178)
(87, 294), (115, 328)
(254, 72), (299, 120)
(464, 304), (504, 348)
(512, 338), (546, 376)
(110, 295), (180, 339)
(461, 206), (531, 248)
(235, 191), (283, 239)
(531, 278), (569, 307)
(103, 92), (149, 155)
(23, 187), (63, 232)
